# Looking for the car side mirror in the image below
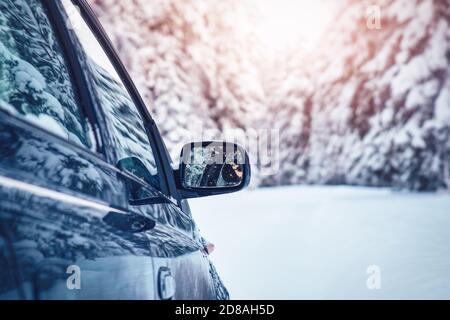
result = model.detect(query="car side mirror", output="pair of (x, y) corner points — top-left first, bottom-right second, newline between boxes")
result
(178, 141), (251, 199)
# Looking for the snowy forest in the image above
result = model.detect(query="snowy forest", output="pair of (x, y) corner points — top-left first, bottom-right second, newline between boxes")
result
(88, 0), (450, 191)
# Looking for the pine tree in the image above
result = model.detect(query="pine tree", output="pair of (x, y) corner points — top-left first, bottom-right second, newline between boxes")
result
(265, 0), (450, 191)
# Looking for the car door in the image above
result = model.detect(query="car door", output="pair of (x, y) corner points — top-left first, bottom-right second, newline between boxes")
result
(0, 0), (163, 300)
(61, 0), (221, 300)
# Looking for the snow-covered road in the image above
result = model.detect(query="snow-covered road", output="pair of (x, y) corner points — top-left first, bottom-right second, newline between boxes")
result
(190, 186), (450, 299)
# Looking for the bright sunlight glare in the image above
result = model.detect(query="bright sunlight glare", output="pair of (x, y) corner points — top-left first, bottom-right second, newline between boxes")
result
(257, 0), (336, 53)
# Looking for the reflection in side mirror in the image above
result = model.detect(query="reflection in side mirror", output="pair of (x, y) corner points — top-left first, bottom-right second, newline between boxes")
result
(179, 142), (251, 196)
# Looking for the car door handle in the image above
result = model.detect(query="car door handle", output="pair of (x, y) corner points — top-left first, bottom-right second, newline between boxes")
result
(103, 212), (155, 233)
(158, 267), (176, 300)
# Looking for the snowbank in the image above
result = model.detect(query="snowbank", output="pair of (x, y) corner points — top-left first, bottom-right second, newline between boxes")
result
(191, 186), (450, 299)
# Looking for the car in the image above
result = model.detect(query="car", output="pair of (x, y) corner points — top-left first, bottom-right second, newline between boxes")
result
(0, 0), (250, 300)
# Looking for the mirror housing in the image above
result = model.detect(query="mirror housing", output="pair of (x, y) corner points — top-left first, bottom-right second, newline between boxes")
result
(177, 141), (251, 199)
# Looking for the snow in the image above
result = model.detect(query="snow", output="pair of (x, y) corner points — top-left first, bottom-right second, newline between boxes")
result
(435, 84), (450, 125)
(14, 63), (46, 92)
(23, 113), (70, 140)
(190, 186), (450, 299)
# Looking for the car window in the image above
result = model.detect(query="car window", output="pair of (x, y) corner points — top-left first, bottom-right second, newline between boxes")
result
(0, 0), (93, 149)
(61, 0), (160, 189)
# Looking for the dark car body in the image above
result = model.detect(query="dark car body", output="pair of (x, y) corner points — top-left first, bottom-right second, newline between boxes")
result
(0, 0), (241, 300)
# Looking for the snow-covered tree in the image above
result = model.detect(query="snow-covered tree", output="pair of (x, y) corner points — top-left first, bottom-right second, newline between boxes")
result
(0, 0), (93, 147)
(265, 0), (450, 191)
(89, 0), (450, 191)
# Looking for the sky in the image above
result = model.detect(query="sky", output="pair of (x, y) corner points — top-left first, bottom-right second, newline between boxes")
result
(256, 0), (337, 52)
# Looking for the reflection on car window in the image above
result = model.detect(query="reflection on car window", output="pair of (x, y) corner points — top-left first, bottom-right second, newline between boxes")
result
(61, 0), (160, 188)
(0, 0), (93, 148)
